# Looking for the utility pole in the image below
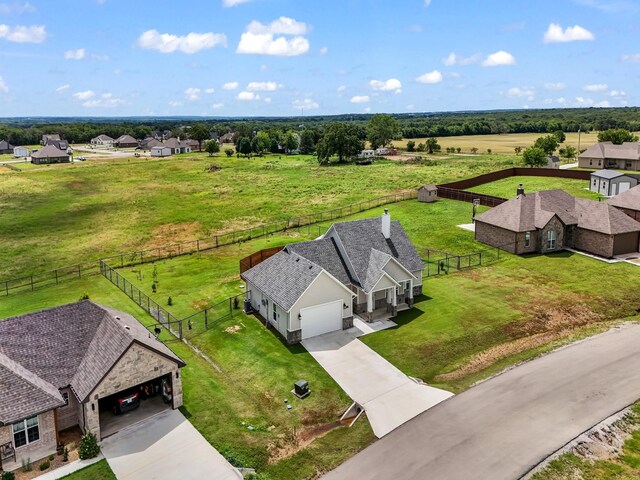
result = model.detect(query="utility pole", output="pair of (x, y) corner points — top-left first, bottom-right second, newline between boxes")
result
(577, 127), (581, 154)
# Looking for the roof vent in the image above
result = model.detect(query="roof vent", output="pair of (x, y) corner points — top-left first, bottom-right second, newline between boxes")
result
(124, 325), (130, 331)
(115, 316), (121, 320)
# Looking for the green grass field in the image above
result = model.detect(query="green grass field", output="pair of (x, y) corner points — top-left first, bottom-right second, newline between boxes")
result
(467, 175), (599, 200)
(61, 460), (116, 479)
(0, 151), (520, 279)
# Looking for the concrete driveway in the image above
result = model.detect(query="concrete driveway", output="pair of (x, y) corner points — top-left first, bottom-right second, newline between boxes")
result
(323, 323), (640, 480)
(101, 409), (241, 480)
(302, 319), (453, 438)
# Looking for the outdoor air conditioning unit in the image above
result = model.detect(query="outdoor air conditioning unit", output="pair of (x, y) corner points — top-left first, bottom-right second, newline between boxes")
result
(293, 379), (310, 399)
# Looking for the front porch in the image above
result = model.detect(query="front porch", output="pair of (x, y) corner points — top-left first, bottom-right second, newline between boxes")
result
(354, 280), (414, 323)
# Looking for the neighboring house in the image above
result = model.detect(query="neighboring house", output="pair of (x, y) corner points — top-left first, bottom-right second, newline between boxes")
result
(418, 184), (438, 203)
(0, 140), (13, 154)
(90, 134), (114, 147)
(163, 138), (192, 155)
(186, 139), (200, 151)
(30, 145), (70, 165)
(475, 189), (640, 258)
(547, 155), (560, 169)
(0, 301), (185, 472)
(243, 210), (424, 343)
(140, 137), (162, 150)
(13, 146), (30, 158)
(590, 170), (639, 196)
(151, 130), (171, 141)
(41, 134), (60, 145)
(359, 149), (374, 158)
(113, 135), (138, 148)
(608, 185), (640, 222)
(219, 132), (235, 144)
(150, 146), (172, 157)
(578, 142), (640, 170)
(44, 139), (69, 150)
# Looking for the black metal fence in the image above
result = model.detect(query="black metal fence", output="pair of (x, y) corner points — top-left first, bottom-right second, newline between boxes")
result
(422, 244), (511, 277)
(0, 262), (100, 296)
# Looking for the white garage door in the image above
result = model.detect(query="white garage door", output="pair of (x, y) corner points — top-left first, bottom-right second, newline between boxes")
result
(301, 300), (343, 339)
(619, 182), (631, 194)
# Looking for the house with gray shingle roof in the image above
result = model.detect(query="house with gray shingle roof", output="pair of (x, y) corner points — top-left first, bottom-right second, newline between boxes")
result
(475, 188), (640, 258)
(30, 145), (70, 165)
(608, 184), (640, 222)
(242, 210), (425, 343)
(0, 301), (185, 472)
(0, 140), (13, 154)
(113, 134), (138, 148)
(578, 142), (640, 171)
(90, 134), (114, 147)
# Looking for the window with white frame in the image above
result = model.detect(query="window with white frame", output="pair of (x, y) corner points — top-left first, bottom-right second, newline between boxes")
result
(524, 231), (531, 247)
(13, 416), (39, 448)
(61, 391), (69, 407)
(547, 230), (557, 250)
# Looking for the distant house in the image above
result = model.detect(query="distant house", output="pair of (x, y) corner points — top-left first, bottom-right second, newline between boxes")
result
(547, 155), (560, 169)
(359, 149), (375, 158)
(0, 302), (185, 472)
(474, 188), (640, 258)
(186, 139), (200, 151)
(242, 210), (424, 343)
(0, 140), (14, 154)
(418, 184), (438, 203)
(113, 134), (138, 148)
(140, 137), (162, 150)
(150, 146), (172, 157)
(151, 130), (171, 141)
(608, 185), (640, 222)
(31, 145), (70, 165)
(44, 138), (69, 150)
(91, 134), (114, 147)
(13, 146), (30, 158)
(219, 132), (235, 144)
(41, 134), (60, 145)
(578, 142), (640, 171)
(589, 170), (639, 197)
(163, 138), (191, 155)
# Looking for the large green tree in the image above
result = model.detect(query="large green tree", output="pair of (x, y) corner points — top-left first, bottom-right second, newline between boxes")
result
(252, 131), (271, 156)
(316, 123), (363, 164)
(367, 114), (401, 150)
(299, 129), (316, 154)
(189, 124), (211, 151)
(284, 131), (299, 153)
(522, 146), (548, 167)
(204, 140), (220, 156)
(237, 137), (252, 157)
(425, 137), (441, 154)
(533, 135), (559, 155)
(597, 128), (639, 145)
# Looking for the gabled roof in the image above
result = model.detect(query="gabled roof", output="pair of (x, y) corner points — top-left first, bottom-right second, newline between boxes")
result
(163, 138), (190, 149)
(285, 238), (353, 285)
(475, 189), (640, 235)
(42, 134), (60, 141)
(591, 169), (629, 180)
(580, 142), (640, 161)
(0, 301), (185, 417)
(31, 144), (69, 159)
(608, 185), (640, 211)
(92, 134), (114, 142)
(0, 140), (14, 150)
(45, 139), (69, 150)
(419, 184), (438, 192)
(242, 251), (324, 311)
(115, 134), (138, 144)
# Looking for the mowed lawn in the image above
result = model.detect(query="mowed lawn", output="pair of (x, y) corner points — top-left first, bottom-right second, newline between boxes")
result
(0, 151), (520, 278)
(0, 274), (375, 479)
(466, 176), (599, 200)
(61, 460), (116, 479)
(392, 131), (603, 154)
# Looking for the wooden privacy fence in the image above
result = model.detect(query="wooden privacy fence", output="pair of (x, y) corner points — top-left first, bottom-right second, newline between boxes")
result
(240, 246), (284, 274)
(438, 167), (590, 191)
(436, 187), (506, 208)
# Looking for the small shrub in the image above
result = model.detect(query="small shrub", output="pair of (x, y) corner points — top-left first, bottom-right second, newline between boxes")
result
(63, 447), (69, 462)
(48, 454), (55, 461)
(225, 148), (234, 157)
(233, 297), (239, 309)
(79, 293), (90, 300)
(167, 296), (173, 306)
(1, 471), (16, 480)
(152, 283), (157, 293)
(21, 457), (32, 472)
(39, 460), (50, 471)
(79, 432), (100, 460)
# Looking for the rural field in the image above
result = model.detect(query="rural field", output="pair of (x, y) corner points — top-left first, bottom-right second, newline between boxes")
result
(0, 149), (522, 279)
(467, 175), (597, 199)
(392, 131), (606, 154)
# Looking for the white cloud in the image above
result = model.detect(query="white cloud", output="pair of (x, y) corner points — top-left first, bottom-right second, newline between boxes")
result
(184, 87), (201, 101)
(82, 93), (124, 108)
(350, 95), (370, 104)
(264, 97), (271, 103)
(237, 91), (260, 101)
(222, 81), (239, 90)
(482, 51), (516, 67)
(543, 23), (594, 43)
(237, 17), (310, 56)
(424, 0), (432, 5)
(293, 98), (319, 110)
(212, 102), (224, 109)
(556, 97), (567, 105)
(594, 100), (611, 107)
(544, 82), (566, 90)
(572, 0), (637, 13)
(622, 53), (640, 63)
(337, 85), (347, 93)
(0, 2), (36, 15)
(319, 46), (328, 55)
(222, 0), (253, 6)
(505, 86), (535, 99)
(364, 107), (372, 113)
(64, 48), (85, 60)
(55, 84), (69, 93)
(370, 78), (402, 93)
(246, 81), (280, 91)
(91, 53), (110, 61)
(72, 90), (95, 100)
(584, 83), (607, 92)
(575, 96), (594, 106)
(137, 29), (227, 54)
(609, 90), (626, 97)
(204, 88), (215, 94)
(0, 24), (46, 43)
(442, 52), (481, 66)
(169, 100), (183, 107)
(416, 70), (443, 84)
(0, 75), (8, 93)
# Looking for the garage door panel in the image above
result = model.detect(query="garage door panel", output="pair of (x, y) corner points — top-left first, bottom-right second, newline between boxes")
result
(619, 182), (631, 194)
(613, 232), (640, 256)
(301, 300), (343, 339)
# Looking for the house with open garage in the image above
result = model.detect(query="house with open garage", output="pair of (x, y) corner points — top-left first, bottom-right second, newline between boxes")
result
(0, 301), (185, 472)
(474, 188), (640, 258)
(589, 170), (639, 197)
(242, 210), (424, 343)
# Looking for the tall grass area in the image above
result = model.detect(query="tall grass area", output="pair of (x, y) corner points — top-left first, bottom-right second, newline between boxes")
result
(467, 176), (598, 200)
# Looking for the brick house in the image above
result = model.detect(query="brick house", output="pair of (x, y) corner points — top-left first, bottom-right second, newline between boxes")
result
(474, 189), (640, 258)
(0, 302), (185, 472)
(608, 185), (640, 222)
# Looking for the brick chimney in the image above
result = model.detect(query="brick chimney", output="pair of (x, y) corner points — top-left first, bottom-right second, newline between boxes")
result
(382, 209), (391, 239)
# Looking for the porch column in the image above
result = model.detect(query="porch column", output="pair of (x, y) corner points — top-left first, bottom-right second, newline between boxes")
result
(407, 279), (414, 308)
(390, 286), (398, 317)
(366, 291), (373, 321)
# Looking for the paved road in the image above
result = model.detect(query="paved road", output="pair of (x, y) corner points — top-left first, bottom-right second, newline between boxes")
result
(303, 319), (452, 438)
(324, 324), (640, 480)
(102, 409), (241, 480)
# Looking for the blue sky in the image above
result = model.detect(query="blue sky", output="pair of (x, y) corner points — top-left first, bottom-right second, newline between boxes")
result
(0, 0), (638, 117)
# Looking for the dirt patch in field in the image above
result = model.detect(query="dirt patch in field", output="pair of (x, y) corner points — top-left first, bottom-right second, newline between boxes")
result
(267, 419), (349, 464)
(143, 222), (203, 249)
(214, 216), (266, 235)
(225, 325), (241, 334)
